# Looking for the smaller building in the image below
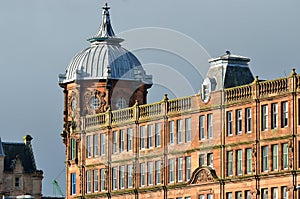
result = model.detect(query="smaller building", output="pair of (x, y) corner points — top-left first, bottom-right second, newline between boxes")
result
(0, 135), (43, 199)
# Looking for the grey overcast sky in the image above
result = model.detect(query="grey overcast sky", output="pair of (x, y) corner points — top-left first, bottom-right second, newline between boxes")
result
(0, 0), (300, 196)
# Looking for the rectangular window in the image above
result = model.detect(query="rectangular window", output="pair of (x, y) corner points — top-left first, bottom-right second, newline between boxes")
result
(185, 156), (191, 181)
(177, 119), (183, 143)
(199, 195), (204, 199)
(127, 165), (133, 188)
(87, 135), (92, 158)
(155, 123), (161, 147)
(199, 154), (205, 166)
(148, 124), (153, 148)
(71, 138), (76, 160)
(185, 118), (192, 142)
(120, 166), (125, 189)
(177, 158), (183, 182)
(86, 170), (91, 193)
(282, 186), (288, 199)
(100, 134), (106, 156)
(282, 143), (288, 169)
(112, 167), (118, 190)
(140, 163), (145, 186)
(100, 169), (105, 191)
(113, 131), (118, 154)
(227, 151), (233, 176)
(169, 159), (175, 183)
(169, 121), (174, 145)
(127, 128), (133, 151)
(237, 149), (242, 175)
(199, 116), (205, 140)
(236, 109), (242, 134)
(236, 191), (242, 199)
(282, 101), (288, 127)
(140, 126), (146, 149)
(246, 108), (252, 132)
(272, 187), (278, 199)
(93, 134), (98, 157)
(245, 190), (251, 199)
(15, 177), (21, 188)
(271, 103), (278, 129)
(262, 146), (269, 171)
(226, 192), (232, 199)
(272, 144), (278, 170)
(120, 130), (125, 152)
(207, 114), (213, 139)
(207, 153), (213, 167)
(262, 188), (268, 199)
(207, 194), (213, 199)
(227, 111), (233, 136)
(71, 173), (76, 195)
(246, 148), (252, 174)
(262, 105), (268, 131)
(148, 162), (153, 185)
(155, 160), (161, 185)
(94, 170), (98, 192)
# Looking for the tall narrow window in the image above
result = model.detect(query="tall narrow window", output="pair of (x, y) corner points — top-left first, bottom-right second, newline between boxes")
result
(100, 169), (105, 191)
(86, 135), (92, 158)
(155, 160), (161, 185)
(272, 144), (278, 170)
(93, 134), (98, 157)
(140, 163), (145, 186)
(207, 114), (213, 139)
(272, 187), (278, 199)
(155, 123), (161, 147)
(113, 131), (118, 154)
(127, 128), (133, 151)
(199, 116), (205, 140)
(127, 165), (133, 188)
(70, 138), (76, 160)
(148, 162), (153, 185)
(71, 173), (76, 195)
(207, 194), (213, 199)
(262, 188), (268, 199)
(282, 143), (288, 169)
(245, 190), (251, 199)
(237, 150), (242, 175)
(282, 101), (288, 127)
(120, 130), (125, 152)
(169, 159), (175, 183)
(148, 124), (153, 148)
(177, 158), (183, 182)
(185, 156), (191, 181)
(199, 154), (205, 166)
(120, 166), (125, 189)
(199, 195), (204, 199)
(271, 103), (278, 129)
(246, 108), (252, 132)
(282, 186), (288, 199)
(227, 151), (233, 176)
(100, 134), (106, 156)
(185, 117), (192, 142)
(140, 126), (146, 149)
(94, 170), (98, 192)
(169, 121), (174, 145)
(177, 119), (183, 143)
(262, 146), (269, 171)
(112, 167), (118, 190)
(236, 191), (242, 199)
(246, 148), (252, 174)
(226, 192), (232, 199)
(207, 153), (213, 167)
(236, 110), (242, 134)
(227, 111), (233, 136)
(86, 170), (91, 193)
(262, 105), (268, 131)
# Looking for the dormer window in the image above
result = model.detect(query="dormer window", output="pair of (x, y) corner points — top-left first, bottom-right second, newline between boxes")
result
(203, 85), (209, 101)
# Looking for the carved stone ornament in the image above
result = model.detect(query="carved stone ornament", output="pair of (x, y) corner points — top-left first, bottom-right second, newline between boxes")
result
(68, 91), (78, 118)
(288, 139), (294, 169)
(83, 89), (107, 115)
(189, 166), (217, 184)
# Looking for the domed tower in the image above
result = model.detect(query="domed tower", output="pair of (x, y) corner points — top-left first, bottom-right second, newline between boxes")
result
(58, 3), (152, 134)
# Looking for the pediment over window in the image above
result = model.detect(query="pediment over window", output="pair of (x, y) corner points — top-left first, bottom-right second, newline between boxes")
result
(189, 166), (218, 184)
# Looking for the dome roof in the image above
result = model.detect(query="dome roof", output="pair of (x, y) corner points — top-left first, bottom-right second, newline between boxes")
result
(59, 3), (152, 85)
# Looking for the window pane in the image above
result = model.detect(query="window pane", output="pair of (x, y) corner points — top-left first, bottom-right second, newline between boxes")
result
(185, 118), (192, 142)
(199, 116), (205, 140)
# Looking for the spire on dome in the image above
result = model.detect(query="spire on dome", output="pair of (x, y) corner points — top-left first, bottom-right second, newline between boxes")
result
(88, 2), (123, 43)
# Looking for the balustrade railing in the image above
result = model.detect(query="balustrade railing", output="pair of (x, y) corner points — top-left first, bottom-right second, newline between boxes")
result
(225, 85), (252, 102)
(258, 78), (288, 97)
(85, 113), (106, 129)
(168, 96), (192, 113)
(111, 107), (134, 124)
(139, 102), (163, 119)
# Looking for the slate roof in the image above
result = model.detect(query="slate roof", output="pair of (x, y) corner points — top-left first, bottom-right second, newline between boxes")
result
(1, 141), (37, 173)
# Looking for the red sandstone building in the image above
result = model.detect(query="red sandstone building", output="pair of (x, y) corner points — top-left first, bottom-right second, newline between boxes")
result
(58, 3), (300, 199)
